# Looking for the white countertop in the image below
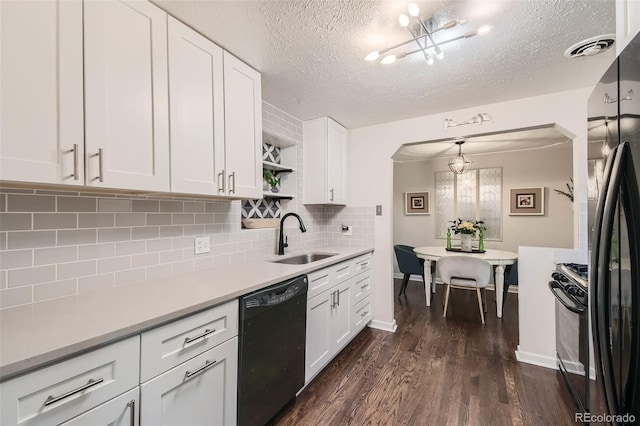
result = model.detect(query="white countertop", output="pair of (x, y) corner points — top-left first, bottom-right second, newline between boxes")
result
(0, 246), (374, 382)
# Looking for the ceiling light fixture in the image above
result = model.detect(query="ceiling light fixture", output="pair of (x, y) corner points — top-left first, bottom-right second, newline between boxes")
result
(364, 2), (492, 65)
(443, 113), (493, 130)
(448, 140), (472, 174)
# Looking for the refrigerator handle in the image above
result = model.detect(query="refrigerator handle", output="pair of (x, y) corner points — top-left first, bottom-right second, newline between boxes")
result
(593, 142), (628, 417)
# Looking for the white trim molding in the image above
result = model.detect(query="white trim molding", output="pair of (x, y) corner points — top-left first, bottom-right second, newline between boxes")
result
(515, 345), (557, 370)
(369, 319), (398, 333)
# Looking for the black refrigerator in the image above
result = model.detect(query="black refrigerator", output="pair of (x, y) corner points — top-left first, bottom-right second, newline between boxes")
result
(588, 33), (640, 424)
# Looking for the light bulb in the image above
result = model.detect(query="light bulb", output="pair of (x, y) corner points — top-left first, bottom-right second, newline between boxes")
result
(425, 53), (434, 65)
(478, 25), (493, 35)
(408, 3), (420, 17)
(435, 49), (444, 60)
(381, 54), (396, 64)
(399, 14), (410, 27)
(365, 51), (380, 61)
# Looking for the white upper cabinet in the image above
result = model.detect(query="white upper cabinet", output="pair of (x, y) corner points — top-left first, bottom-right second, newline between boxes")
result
(223, 51), (263, 199)
(303, 117), (348, 205)
(0, 0), (84, 185)
(168, 17), (225, 196)
(616, 0), (640, 54)
(84, 0), (170, 192)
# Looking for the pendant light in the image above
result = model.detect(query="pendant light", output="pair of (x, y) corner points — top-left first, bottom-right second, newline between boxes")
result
(448, 141), (472, 174)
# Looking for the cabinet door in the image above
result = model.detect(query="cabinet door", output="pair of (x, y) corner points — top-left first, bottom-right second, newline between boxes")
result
(60, 388), (138, 426)
(305, 291), (333, 383)
(84, 0), (169, 191)
(223, 51), (262, 199)
(140, 337), (238, 426)
(326, 118), (348, 205)
(332, 281), (353, 350)
(168, 17), (225, 196)
(0, 0), (84, 185)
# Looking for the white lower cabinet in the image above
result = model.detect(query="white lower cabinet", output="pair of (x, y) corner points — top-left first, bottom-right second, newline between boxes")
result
(0, 336), (140, 426)
(140, 337), (238, 426)
(305, 253), (373, 384)
(60, 387), (139, 426)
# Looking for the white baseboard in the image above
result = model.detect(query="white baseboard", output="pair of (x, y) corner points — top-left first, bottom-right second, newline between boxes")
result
(369, 319), (397, 333)
(515, 346), (557, 370)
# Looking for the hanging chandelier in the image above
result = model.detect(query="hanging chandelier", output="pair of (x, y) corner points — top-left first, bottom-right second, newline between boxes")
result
(448, 140), (472, 174)
(364, 2), (493, 65)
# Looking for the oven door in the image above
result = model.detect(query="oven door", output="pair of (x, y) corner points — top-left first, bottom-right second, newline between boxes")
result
(550, 281), (590, 413)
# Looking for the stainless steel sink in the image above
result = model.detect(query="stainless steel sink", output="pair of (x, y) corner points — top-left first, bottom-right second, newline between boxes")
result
(269, 252), (338, 265)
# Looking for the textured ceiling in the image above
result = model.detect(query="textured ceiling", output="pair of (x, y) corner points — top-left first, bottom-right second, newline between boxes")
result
(153, 0), (616, 128)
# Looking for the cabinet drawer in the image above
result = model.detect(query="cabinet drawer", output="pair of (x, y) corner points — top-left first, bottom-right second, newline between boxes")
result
(141, 337), (238, 426)
(352, 296), (372, 332)
(0, 336), (140, 426)
(351, 273), (372, 306)
(352, 252), (372, 276)
(307, 266), (333, 299)
(140, 299), (238, 382)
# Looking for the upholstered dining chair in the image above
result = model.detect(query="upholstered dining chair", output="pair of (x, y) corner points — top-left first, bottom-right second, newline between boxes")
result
(394, 245), (435, 297)
(437, 256), (491, 324)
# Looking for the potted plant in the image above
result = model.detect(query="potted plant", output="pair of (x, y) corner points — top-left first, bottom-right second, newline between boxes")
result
(449, 218), (486, 251)
(263, 170), (280, 193)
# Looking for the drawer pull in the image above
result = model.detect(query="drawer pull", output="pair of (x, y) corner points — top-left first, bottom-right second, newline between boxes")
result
(128, 399), (136, 426)
(185, 359), (217, 379)
(361, 310), (369, 317)
(361, 284), (368, 289)
(359, 262), (369, 268)
(184, 328), (216, 344)
(44, 378), (104, 406)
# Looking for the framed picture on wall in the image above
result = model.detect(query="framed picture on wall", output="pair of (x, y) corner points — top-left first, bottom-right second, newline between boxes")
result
(404, 191), (430, 215)
(509, 187), (545, 215)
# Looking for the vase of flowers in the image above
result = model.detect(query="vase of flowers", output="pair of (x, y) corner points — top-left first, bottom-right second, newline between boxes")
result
(449, 218), (486, 252)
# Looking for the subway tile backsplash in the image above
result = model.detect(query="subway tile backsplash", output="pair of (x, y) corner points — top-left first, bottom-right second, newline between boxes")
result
(0, 102), (375, 309)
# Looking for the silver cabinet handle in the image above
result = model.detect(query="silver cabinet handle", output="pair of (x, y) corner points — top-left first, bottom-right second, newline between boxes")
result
(228, 172), (235, 194)
(71, 144), (79, 180)
(360, 262), (369, 268)
(218, 170), (225, 193)
(361, 284), (368, 290)
(337, 289), (340, 306)
(184, 328), (216, 344)
(330, 188), (334, 202)
(185, 359), (217, 379)
(44, 378), (104, 406)
(362, 310), (369, 317)
(331, 291), (335, 308)
(128, 399), (136, 426)
(94, 148), (104, 182)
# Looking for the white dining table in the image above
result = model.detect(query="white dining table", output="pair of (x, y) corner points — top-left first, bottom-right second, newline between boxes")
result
(413, 247), (518, 318)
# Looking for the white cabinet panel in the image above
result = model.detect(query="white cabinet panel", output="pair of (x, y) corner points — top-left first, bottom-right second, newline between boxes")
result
(141, 337), (238, 426)
(0, 336), (140, 426)
(168, 17), (225, 196)
(302, 117), (348, 205)
(616, 0), (640, 54)
(60, 387), (138, 426)
(84, 0), (169, 191)
(305, 290), (333, 383)
(0, 0), (84, 185)
(352, 296), (372, 333)
(223, 51), (262, 199)
(332, 281), (353, 350)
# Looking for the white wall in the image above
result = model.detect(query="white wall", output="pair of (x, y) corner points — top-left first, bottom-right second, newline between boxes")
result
(348, 88), (590, 336)
(392, 145), (575, 274)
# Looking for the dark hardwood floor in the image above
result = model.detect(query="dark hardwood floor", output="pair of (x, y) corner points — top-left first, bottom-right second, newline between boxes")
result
(272, 279), (577, 425)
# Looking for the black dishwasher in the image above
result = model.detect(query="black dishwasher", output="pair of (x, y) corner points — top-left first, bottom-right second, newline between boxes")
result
(238, 275), (308, 426)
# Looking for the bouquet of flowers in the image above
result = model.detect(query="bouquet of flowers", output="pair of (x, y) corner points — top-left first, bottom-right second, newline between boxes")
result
(449, 218), (486, 235)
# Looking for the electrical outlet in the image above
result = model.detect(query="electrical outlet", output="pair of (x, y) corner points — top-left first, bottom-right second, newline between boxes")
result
(376, 205), (382, 216)
(194, 236), (210, 255)
(342, 225), (353, 236)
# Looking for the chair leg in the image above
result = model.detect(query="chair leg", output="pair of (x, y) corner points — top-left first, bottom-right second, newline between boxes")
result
(476, 288), (485, 324)
(483, 288), (487, 313)
(399, 274), (410, 297)
(443, 284), (451, 318)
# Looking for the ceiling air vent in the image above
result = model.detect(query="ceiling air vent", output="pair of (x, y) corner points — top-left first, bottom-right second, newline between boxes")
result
(564, 34), (615, 58)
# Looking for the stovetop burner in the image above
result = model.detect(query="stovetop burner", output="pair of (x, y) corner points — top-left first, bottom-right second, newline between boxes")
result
(556, 263), (589, 291)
